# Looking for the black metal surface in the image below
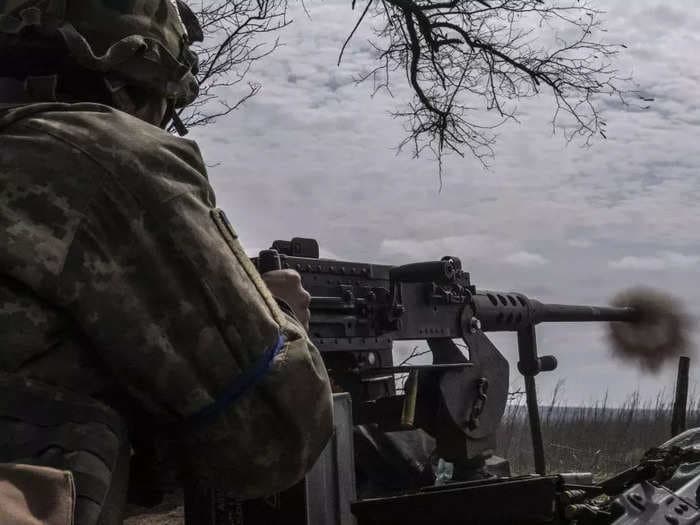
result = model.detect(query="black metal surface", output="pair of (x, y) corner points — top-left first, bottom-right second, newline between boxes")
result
(351, 475), (561, 524)
(435, 335), (509, 444)
(473, 292), (637, 332)
(359, 363), (473, 375)
(257, 249), (283, 273)
(519, 325), (547, 476)
(254, 249), (469, 350)
(389, 259), (460, 283)
(672, 356), (691, 437)
(525, 374), (546, 476)
(356, 396), (407, 428)
(535, 303), (638, 324)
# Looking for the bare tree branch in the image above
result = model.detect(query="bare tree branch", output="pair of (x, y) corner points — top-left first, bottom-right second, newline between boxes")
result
(169, 0), (291, 132)
(346, 0), (629, 170)
(398, 345), (432, 365)
(178, 0), (632, 174)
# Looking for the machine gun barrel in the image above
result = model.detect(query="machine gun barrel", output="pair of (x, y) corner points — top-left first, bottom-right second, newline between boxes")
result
(533, 303), (638, 324)
(472, 291), (640, 332)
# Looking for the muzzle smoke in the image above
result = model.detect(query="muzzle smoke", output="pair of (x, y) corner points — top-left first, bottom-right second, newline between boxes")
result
(607, 287), (693, 373)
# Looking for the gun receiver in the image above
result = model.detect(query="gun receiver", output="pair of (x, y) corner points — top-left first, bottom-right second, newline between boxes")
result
(258, 238), (635, 338)
(253, 238), (640, 475)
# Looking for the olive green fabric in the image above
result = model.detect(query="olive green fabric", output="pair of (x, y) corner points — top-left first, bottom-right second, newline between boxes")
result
(0, 101), (333, 498)
(0, 0), (198, 106)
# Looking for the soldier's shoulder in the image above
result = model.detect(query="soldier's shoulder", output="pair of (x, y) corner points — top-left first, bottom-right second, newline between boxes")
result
(0, 102), (209, 203)
(1, 102), (199, 161)
(2, 102), (155, 138)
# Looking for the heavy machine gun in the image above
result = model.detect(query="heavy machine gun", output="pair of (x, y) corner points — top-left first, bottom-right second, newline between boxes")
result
(179, 237), (689, 525)
(253, 237), (638, 478)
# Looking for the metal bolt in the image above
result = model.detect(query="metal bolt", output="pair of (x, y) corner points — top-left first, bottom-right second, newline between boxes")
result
(470, 317), (482, 333)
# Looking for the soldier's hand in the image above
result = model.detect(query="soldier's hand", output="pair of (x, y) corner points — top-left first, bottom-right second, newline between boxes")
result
(262, 270), (311, 331)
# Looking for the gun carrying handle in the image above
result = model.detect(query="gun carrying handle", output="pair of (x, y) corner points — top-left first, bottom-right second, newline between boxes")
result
(389, 260), (458, 283)
(257, 249), (282, 274)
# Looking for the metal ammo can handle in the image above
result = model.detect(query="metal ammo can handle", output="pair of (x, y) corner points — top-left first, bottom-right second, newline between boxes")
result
(257, 249), (282, 274)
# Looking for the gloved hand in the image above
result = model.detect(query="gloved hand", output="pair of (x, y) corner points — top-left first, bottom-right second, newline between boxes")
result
(262, 270), (312, 331)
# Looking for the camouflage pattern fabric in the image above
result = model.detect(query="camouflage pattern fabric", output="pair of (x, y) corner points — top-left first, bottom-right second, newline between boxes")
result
(0, 101), (333, 498)
(0, 0), (199, 106)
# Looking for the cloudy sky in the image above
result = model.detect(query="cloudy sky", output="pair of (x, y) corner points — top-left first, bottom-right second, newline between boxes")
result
(189, 1), (700, 405)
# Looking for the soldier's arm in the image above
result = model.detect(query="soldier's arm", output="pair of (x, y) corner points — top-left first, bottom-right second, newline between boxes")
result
(262, 269), (312, 330)
(51, 145), (333, 498)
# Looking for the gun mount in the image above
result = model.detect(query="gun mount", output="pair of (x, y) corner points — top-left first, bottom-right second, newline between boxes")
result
(253, 238), (640, 476)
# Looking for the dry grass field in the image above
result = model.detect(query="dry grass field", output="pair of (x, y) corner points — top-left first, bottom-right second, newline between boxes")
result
(497, 388), (699, 478)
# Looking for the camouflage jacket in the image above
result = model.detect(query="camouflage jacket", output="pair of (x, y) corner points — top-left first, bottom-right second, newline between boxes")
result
(0, 102), (333, 497)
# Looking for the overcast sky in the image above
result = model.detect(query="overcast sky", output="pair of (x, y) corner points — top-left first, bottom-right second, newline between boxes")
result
(189, 0), (700, 405)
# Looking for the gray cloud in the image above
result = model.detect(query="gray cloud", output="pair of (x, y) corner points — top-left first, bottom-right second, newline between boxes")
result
(504, 251), (550, 268)
(567, 239), (594, 248)
(609, 252), (700, 271)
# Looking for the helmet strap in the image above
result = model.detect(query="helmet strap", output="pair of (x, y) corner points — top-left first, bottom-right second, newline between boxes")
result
(103, 76), (136, 115)
(105, 75), (189, 134)
(159, 99), (188, 135)
(169, 111), (188, 136)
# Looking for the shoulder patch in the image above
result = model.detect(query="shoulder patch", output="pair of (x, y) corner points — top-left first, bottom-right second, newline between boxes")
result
(210, 208), (283, 325)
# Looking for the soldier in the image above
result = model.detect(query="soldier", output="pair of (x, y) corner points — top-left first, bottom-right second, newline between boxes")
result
(0, 1), (333, 524)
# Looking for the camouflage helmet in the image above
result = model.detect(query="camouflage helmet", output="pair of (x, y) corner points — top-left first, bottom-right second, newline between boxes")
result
(0, 0), (203, 109)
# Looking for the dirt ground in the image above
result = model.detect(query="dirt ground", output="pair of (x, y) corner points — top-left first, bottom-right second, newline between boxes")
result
(124, 493), (184, 525)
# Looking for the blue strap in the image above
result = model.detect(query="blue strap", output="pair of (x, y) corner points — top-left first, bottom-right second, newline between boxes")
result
(180, 333), (285, 432)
